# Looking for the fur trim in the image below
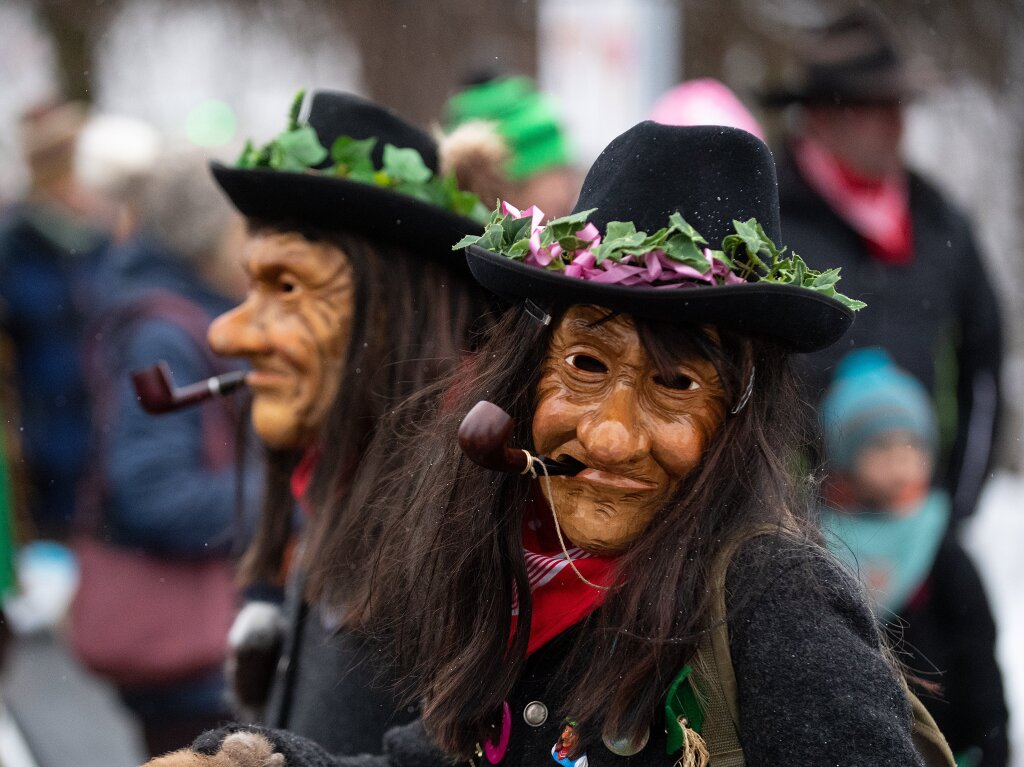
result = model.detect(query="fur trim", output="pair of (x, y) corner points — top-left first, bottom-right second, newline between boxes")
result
(436, 120), (510, 210)
(144, 732), (283, 767)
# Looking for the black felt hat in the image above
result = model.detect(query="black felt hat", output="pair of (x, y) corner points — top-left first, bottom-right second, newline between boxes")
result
(211, 91), (482, 252)
(465, 121), (854, 352)
(759, 9), (933, 107)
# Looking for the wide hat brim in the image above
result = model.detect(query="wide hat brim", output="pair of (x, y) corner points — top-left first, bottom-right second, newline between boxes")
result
(758, 68), (925, 107)
(465, 245), (854, 353)
(212, 162), (482, 255)
(759, 10), (938, 108)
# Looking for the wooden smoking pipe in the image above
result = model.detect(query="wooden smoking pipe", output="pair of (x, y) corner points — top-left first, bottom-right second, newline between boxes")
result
(457, 400), (584, 476)
(131, 361), (248, 414)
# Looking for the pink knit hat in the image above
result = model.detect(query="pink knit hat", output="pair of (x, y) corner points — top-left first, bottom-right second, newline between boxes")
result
(649, 78), (764, 141)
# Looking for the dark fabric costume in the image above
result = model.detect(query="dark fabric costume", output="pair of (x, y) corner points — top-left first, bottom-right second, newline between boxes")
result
(778, 148), (1003, 523)
(196, 535), (924, 766)
(895, 536), (1008, 766)
(261, 579), (416, 754)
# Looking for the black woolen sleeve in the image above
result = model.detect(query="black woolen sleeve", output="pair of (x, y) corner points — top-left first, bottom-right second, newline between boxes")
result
(726, 536), (924, 766)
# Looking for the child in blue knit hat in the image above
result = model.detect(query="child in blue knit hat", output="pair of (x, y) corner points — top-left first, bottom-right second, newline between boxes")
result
(820, 348), (1008, 767)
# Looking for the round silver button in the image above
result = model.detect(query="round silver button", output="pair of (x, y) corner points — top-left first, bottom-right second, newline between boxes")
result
(602, 725), (650, 756)
(523, 701), (548, 727)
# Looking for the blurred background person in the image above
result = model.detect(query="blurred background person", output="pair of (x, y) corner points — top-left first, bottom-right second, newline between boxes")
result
(70, 139), (256, 758)
(0, 378), (19, 668)
(0, 101), (109, 541)
(819, 348), (1008, 767)
(649, 77), (765, 140)
(761, 9), (1004, 525)
(442, 74), (578, 218)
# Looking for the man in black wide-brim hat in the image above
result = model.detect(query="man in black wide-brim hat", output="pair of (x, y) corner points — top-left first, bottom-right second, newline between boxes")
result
(762, 8), (1003, 527)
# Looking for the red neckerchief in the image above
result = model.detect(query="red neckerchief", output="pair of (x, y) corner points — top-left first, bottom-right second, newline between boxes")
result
(512, 487), (618, 656)
(290, 445), (321, 517)
(793, 137), (913, 265)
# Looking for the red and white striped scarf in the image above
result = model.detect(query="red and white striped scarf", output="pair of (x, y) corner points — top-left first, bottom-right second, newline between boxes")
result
(512, 488), (618, 656)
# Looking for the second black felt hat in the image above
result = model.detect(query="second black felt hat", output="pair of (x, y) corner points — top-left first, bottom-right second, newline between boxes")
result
(211, 91), (483, 253)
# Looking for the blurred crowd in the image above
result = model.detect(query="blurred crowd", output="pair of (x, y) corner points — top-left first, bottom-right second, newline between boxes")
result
(0, 6), (1015, 767)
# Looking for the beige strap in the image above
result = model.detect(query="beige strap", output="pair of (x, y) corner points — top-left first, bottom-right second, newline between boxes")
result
(906, 683), (956, 767)
(687, 527), (787, 766)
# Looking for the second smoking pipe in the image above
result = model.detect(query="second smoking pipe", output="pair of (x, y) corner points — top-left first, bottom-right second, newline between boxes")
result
(132, 361), (248, 414)
(457, 400), (584, 476)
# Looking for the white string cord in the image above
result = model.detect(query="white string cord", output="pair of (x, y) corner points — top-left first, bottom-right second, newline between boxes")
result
(522, 450), (609, 592)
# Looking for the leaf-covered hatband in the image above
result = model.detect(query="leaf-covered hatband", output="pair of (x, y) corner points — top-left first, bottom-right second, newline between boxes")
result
(454, 201), (866, 311)
(236, 90), (490, 223)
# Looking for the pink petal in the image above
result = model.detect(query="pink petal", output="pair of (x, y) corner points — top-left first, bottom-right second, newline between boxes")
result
(590, 264), (647, 284)
(523, 205), (546, 230)
(576, 222), (601, 245)
(644, 251), (665, 281)
(500, 200), (522, 218)
(572, 251), (596, 269)
(667, 263), (712, 281)
(529, 230), (542, 256)
(534, 248), (554, 267)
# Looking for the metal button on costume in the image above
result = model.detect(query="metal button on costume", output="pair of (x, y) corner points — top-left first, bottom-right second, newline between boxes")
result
(523, 701), (548, 727)
(602, 727), (650, 757)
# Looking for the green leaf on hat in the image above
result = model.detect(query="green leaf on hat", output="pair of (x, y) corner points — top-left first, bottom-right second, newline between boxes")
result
(331, 135), (377, 178)
(287, 89), (305, 131)
(235, 89), (489, 223)
(540, 208), (597, 246)
(811, 268), (841, 289)
(662, 233), (709, 269)
(274, 126), (329, 170)
(507, 237), (532, 259)
(476, 221), (505, 252)
(452, 232), (480, 249)
(605, 221), (638, 241)
(382, 144), (433, 184)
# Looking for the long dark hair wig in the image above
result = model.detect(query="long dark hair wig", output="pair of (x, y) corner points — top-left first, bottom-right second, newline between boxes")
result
(337, 302), (822, 757)
(237, 220), (495, 594)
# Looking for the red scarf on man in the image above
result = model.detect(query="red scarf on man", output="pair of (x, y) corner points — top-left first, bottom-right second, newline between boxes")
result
(792, 137), (913, 265)
(512, 488), (618, 656)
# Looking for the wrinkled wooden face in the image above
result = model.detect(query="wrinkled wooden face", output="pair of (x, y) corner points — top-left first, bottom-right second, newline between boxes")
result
(207, 231), (355, 449)
(531, 306), (728, 554)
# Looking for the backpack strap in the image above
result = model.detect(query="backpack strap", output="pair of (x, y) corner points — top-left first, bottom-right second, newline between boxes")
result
(676, 527), (956, 767)
(685, 528), (781, 767)
(906, 681), (957, 767)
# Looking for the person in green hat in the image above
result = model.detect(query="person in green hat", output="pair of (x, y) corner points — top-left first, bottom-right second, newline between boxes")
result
(444, 75), (578, 220)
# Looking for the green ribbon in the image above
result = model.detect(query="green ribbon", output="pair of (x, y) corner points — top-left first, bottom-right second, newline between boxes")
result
(664, 664), (704, 754)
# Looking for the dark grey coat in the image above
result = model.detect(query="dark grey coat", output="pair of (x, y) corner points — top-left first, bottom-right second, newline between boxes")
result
(261, 573), (416, 755)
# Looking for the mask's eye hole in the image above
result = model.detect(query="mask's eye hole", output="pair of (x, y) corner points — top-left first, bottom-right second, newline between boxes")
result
(566, 353), (608, 374)
(279, 278), (297, 293)
(653, 373), (700, 391)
